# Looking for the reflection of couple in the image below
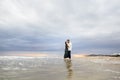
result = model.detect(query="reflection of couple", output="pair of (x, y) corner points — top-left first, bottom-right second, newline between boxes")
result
(64, 39), (72, 59)
(64, 59), (73, 80)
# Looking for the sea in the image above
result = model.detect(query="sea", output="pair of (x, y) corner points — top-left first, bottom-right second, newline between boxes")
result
(0, 52), (120, 80)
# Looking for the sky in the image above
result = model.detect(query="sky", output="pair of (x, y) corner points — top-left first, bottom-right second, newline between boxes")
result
(0, 0), (120, 54)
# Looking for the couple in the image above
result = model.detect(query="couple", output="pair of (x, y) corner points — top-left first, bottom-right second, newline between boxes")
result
(64, 39), (72, 59)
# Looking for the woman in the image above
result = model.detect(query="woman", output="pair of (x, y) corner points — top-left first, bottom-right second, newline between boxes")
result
(64, 39), (72, 59)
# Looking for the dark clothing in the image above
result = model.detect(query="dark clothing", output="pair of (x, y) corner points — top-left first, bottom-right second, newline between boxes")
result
(68, 51), (71, 59)
(64, 42), (71, 59)
(64, 50), (71, 59)
(64, 50), (68, 58)
(65, 42), (68, 51)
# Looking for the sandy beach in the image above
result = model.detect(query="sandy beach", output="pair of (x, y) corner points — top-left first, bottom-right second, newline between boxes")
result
(0, 53), (120, 80)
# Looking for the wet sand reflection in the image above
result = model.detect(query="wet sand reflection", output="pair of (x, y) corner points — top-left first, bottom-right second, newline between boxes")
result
(64, 59), (73, 80)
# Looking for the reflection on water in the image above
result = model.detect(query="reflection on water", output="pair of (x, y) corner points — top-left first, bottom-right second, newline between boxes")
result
(64, 59), (73, 80)
(0, 55), (120, 80)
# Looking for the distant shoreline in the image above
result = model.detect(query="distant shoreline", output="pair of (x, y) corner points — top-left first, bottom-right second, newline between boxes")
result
(87, 54), (120, 57)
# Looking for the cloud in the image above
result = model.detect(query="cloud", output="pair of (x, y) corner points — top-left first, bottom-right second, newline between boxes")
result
(0, 0), (120, 53)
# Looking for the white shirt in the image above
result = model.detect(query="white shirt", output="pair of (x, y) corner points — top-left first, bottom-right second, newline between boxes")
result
(67, 42), (72, 51)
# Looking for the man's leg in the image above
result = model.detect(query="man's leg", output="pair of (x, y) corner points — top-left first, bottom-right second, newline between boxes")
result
(68, 51), (71, 59)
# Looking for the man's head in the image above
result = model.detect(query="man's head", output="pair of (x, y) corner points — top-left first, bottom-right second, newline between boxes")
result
(67, 39), (70, 43)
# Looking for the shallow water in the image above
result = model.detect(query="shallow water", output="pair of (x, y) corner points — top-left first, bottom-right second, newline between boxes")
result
(0, 56), (120, 80)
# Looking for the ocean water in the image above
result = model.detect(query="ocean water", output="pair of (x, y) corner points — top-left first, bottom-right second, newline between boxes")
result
(0, 55), (120, 80)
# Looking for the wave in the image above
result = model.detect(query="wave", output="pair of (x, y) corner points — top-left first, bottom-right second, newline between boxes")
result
(104, 69), (120, 74)
(0, 55), (62, 60)
(89, 58), (120, 64)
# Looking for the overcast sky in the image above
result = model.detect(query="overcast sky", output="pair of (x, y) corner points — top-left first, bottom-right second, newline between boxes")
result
(0, 0), (120, 54)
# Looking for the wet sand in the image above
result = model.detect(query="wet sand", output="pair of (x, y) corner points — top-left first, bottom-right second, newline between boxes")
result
(0, 53), (120, 80)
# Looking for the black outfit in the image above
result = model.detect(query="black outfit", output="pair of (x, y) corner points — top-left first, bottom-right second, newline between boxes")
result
(64, 42), (71, 59)
(67, 51), (71, 59)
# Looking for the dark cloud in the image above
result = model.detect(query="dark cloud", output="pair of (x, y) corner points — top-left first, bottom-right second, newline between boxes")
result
(0, 0), (120, 54)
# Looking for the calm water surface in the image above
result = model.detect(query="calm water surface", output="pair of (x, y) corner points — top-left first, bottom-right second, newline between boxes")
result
(0, 55), (120, 80)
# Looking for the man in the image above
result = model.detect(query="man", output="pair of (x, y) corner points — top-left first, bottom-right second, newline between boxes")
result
(64, 39), (72, 59)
